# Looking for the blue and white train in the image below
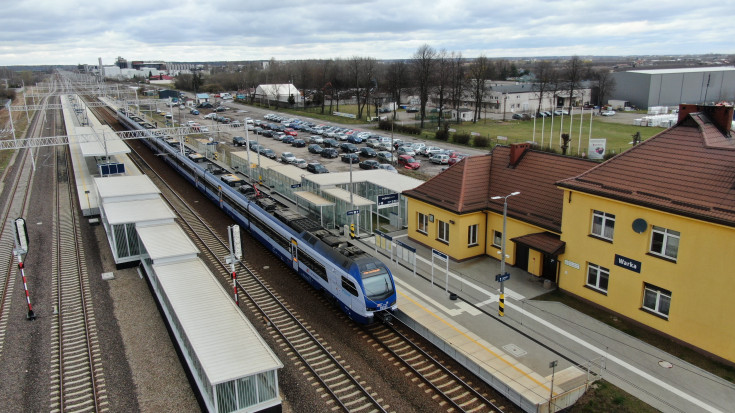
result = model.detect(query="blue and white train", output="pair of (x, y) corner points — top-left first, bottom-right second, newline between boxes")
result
(117, 110), (397, 324)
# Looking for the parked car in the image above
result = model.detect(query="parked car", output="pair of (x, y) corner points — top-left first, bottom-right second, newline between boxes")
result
(232, 136), (247, 146)
(190, 109), (199, 115)
(359, 147), (377, 158)
(292, 158), (308, 169)
(262, 130), (275, 138)
(448, 154), (468, 165)
(512, 113), (523, 120)
(282, 135), (295, 145)
(280, 152), (296, 164)
(553, 109), (569, 116)
(341, 153), (360, 163)
(308, 135), (324, 144)
(306, 162), (329, 174)
(376, 151), (393, 163)
(396, 146), (416, 157)
(397, 155), (420, 169)
(323, 138), (339, 148)
(292, 138), (306, 148)
(421, 146), (443, 157)
(320, 148), (339, 158)
(347, 135), (364, 144)
(378, 164), (398, 173)
(204, 113), (217, 119)
(339, 143), (359, 153)
(308, 144), (323, 154)
(601, 110), (616, 116)
(430, 153), (449, 164)
(230, 120), (243, 127)
(284, 128), (298, 136)
(261, 148), (277, 159)
(196, 102), (213, 109)
(359, 159), (381, 170)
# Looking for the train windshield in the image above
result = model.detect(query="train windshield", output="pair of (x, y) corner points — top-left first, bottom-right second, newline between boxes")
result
(361, 263), (394, 301)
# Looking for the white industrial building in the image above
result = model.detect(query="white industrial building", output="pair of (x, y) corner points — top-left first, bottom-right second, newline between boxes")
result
(610, 67), (735, 109)
(254, 84), (301, 105)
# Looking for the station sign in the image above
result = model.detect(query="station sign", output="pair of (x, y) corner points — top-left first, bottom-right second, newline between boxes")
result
(495, 272), (511, 283)
(346, 209), (360, 216)
(614, 254), (641, 273)
(432, 249), (448, 261)
(291, 183), (302, 189)
(377, 193), (399, 209)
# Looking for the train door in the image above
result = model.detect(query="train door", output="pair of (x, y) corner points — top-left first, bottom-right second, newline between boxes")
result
(290, 239), (298, 271)
(217, 185), (224, 208)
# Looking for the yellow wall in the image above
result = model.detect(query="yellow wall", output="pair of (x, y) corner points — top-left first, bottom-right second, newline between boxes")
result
(485, 209), (551, 276)
(406, 199), (486, 261)
(559, 189), (735, 362)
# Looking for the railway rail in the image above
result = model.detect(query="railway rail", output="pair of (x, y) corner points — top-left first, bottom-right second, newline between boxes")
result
(94, 103), (516, 413)
(49, 97), (107, 413)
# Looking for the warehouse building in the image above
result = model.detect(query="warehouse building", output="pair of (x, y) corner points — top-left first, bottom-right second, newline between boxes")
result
(610, 67), (735, 109)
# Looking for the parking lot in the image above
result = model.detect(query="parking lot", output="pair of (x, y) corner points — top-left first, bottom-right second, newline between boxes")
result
(173, 99), (489, 177)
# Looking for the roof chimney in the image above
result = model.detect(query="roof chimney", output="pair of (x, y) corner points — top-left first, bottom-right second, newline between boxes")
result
(509, 143), (531, 166)
(678, 104), (734, 136)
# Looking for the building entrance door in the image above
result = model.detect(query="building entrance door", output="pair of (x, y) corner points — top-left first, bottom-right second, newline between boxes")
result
(515, 245), (529, 271)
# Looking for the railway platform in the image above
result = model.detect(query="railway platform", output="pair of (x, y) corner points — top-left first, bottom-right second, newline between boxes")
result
(351, 230), (735, 413)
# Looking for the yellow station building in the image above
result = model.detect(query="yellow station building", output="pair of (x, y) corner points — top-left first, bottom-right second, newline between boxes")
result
(557, 104), (735, 363)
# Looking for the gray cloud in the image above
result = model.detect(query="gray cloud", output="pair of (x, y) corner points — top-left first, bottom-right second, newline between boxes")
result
(1, 0), (732, 65)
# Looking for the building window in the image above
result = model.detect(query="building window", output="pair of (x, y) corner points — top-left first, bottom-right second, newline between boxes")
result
(642, 283), (671, 318)
(586, 263), (609, 293)
(650, 226), (679, 260)
(468, 224), (478, 246)
(591, 210), (615, 240)
(417, 212), (428, 234)
(493, 230), (502, 247)
(437, 220), (449, 243)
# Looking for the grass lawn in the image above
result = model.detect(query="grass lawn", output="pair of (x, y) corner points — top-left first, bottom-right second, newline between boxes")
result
(416, 116), (665, 156)
(568, 380), (660, 412)
(535, 289), (735, 383)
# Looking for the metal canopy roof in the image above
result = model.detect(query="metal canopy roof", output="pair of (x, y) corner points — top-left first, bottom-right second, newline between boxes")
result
(269, 164), (309, 182)
(103, 198), (176, 225)
(305, 169), (423, 193)
(137, 223), (199, 261)
(321, 187), (374, 207)
(152, 259), (282, 384)
(294, 191), (334, 207)
(95, 175), (160, 201)
(75, 126), (131, 156)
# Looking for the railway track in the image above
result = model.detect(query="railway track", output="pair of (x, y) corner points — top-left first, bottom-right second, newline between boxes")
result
(123, 139), (389, 412)
(49, 105), (107, 412)
(94, 104), (515, 412)
(365, 320), (506, 413)
(0, 89), (52, 360)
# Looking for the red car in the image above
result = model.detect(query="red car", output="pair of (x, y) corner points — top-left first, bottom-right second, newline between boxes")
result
(397, 154), (420, 170)
(448, 154), (468, 165)
(284, 128), (298, 136)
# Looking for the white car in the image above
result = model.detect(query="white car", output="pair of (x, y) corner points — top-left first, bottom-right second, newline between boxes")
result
(204, 113), (217, 119)
(601, 110), (616, 116)
(422, 146), (444, 157)
(430, 154), (449, 164)
(280, 152), (296, 164)
(292, 158), (308, 169)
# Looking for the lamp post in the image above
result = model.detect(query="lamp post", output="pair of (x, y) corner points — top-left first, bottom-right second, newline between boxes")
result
(491, 191), (520, 317)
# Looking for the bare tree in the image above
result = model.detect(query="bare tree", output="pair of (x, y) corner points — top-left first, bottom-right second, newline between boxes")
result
(449, 52), (465, 123)
(434, 49), (452, 128)
(564, 56), (584, 111)
(361, 57), (377, 119)
(384, 60), (408, 120)
(347, 56), (364, 118)
(532, 60), (556, 115)
(594, 68), (616, 111)
(412, 44), (436, 128)
(468, 55), (491, 123)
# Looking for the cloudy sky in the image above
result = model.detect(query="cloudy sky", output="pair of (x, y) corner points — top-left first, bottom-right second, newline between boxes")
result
(2, 0), (733, 66)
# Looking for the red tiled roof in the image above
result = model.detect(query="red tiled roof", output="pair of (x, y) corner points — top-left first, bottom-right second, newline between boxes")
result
(557, 110), (735, 227)
(403, 146), (596, 232)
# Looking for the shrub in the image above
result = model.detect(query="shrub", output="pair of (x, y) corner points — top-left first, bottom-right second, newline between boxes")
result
(452, 132), (471, 145)
(473, 136), (489, 148)
(435, 123), (449, 141)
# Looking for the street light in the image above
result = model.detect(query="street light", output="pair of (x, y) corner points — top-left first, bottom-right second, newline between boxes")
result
(491, 191), (520, 317)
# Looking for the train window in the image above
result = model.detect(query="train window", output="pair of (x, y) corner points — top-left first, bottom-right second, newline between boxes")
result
(341, 277), (358, 297)
(300, 251), (327, 282)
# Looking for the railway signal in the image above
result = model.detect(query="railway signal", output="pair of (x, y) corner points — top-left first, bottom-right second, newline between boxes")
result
(13, 218), (35, 320)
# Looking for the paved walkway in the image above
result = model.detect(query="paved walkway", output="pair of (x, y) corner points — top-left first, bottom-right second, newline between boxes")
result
(354, 229), (735, 413)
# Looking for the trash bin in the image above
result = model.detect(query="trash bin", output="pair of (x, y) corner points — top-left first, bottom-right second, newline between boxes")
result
(543, 279), (555, 289)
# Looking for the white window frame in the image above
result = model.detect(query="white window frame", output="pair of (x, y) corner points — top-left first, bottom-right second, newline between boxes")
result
(642, 283), (671, 318)
(492, 230), (502, 248)
(437, 220), (449, 243)
(417, 212), (428, 234)
(591, 210), (615, 240)
(468, 224), (478, 247)
(649, 226), (679, 260)
(586, 263), (609, 293)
